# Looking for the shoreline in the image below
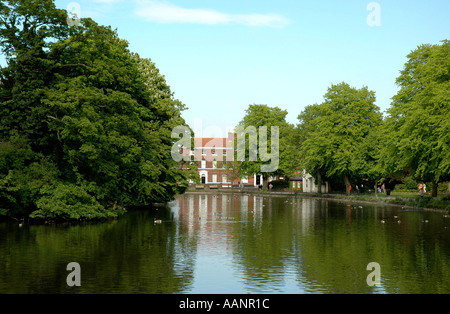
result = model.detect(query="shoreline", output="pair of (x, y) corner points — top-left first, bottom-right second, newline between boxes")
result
(184, 189), (450, 213)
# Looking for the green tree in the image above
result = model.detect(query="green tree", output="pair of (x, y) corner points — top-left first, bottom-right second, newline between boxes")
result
(39, 20), (191, 206)
(297, 103), (328, 193)
(0, 1), (191, 220)
(357, 121), (385, 194)
(0, 0), (69, 142)
(0, 134), (59, 217)
(382, 40), (449, 197)
(223, 157), (243, 190)
(237, 104), (297, 190)
(297, 83), (383, 194)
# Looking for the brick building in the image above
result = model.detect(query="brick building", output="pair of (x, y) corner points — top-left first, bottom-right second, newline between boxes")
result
(183, 132), (266, 187)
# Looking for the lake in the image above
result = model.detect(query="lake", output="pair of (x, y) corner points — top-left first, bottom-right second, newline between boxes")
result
(1, 193), (449, 294)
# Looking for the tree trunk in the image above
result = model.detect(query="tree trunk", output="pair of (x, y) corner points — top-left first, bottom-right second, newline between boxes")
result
(316, 169), (322, 194)
(344, 174), (351, 195)
(432, 180), (438, 197)
(374, 178), (380, 196)
(263, 174), (268, 191)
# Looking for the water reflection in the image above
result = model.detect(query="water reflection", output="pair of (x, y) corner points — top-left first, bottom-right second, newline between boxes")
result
(175, 194), (450, 294)
(0, 208), (196, 294)
(0, 193), (449, 294)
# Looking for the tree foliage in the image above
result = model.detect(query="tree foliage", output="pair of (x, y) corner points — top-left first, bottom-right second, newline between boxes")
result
(297, 83), (383, 193)
(0, 0), (190, 220)
(237, 104), (298, 189)
(382, 40), (449, 196)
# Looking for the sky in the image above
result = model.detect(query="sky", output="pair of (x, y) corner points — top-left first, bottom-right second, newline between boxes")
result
(5, 0), (450, 137)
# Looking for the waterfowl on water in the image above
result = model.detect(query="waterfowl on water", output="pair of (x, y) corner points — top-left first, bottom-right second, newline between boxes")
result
(12, 217), (24, 228)
(154, 219), (162, 224)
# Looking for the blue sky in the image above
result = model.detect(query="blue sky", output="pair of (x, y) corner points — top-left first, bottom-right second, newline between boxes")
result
(7, 1), (450, 136)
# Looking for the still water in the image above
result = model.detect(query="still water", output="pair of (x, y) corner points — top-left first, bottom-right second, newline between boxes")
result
(1, 193), (449, 294)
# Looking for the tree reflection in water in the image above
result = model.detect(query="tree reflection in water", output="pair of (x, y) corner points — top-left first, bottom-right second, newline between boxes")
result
(0, 193), (449, 294)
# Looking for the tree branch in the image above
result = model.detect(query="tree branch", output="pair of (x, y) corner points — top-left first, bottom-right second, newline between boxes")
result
(47, 115), (64, 123)
(59, 63), (91, 70)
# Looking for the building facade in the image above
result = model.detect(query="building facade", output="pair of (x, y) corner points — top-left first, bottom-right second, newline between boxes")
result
(182, 132), (266, 187)
(182, 133), (327, 192)
(302, 171), (329, 193)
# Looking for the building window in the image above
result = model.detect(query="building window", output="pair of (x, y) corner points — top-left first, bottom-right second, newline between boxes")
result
(213, 161), (217, 169)
(212, 149), (216, 155)
(202, 150), (206, 155)
(242, 176), (248, 184)
(222, 175), (227, 183)
(201, 160), (206, 169)
(223, 150), (227, 156)
(212, 174), (217, 183)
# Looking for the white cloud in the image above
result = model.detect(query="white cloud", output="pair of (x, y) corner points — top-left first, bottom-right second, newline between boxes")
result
(134, 1), (291, 28)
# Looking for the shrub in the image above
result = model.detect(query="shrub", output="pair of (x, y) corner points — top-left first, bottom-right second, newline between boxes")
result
(31, 184), (118, 221)
(404, 176), (418, 190)
(438, 182), (449, 192)
(394, 184), (408, 192)
(394, 177), (419, 192)
(0, 138), (60, 217)
(269, 179), (290, 190)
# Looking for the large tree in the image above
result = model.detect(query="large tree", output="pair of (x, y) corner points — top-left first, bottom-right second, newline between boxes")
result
(297, 103), (329, 193)
(297, 83), (383, 194)
(0, 0), (69, 143)
(382, 40), (450, 197)
(0, 1), (191, 220)
(237, 104), (297, 190)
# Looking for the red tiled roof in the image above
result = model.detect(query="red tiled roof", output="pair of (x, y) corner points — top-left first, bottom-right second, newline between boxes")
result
(194, 137), (228, 147)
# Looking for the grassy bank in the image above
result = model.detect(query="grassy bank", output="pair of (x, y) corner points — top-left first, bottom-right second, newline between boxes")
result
(295, 191), (450, 212)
